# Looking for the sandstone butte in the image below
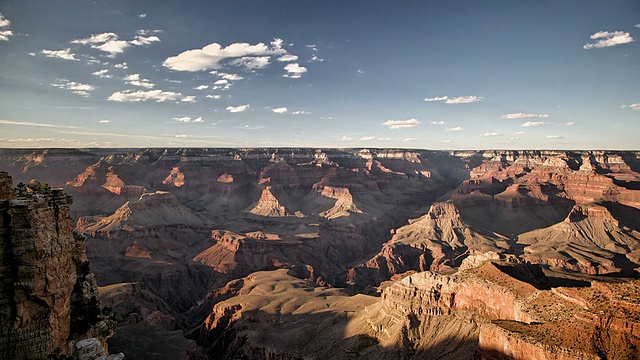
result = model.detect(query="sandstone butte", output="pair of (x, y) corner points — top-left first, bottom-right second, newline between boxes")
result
(0, 148), (640, 359)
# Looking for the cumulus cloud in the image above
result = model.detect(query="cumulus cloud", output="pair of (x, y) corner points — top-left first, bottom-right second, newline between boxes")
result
(41, 48), (79, 61)
(206, 94), (221, 99)
(584, 31), (634, 49)
(446, 126), (463, 131)
(283, 63), (307, 78)
(382, 118), (421, 129)
(340, 136), (353, 141)
(108, 89), (190, 102)
(310, 54), (324, 62)
(174, 116), (203, 123)
(271, 107), (287, 114)
(277, 54), (298, 62)
(430, 121), (445, 125)
(513, 131), (526, 135)
(424, 95), (483, 104)
(51, 79), (95, 96)
(92, 69), (112, 78)
(72, 32), (160, 57)
(0, 13), (13, 41)
(627, 103), (640, 110)
(502, 113), (549, 119)
(163, 39), (287, 72)
(230, 56), (270, 70)
(195, 85), (209, 90)
(181, 96), (197, 103)
(480, 132), (501, 137)
(360, 136), (375, 141)
(226, 104), (250, 113)
(99, 119), (110, 123)
(114, 62), (128, 69)
(522, 121), (546, 127)
(210, 71), (244, 81)
(138, 13), (147, 18)
(123, 73), (154, 88)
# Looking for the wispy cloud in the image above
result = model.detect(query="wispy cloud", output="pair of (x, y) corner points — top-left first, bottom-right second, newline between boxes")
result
(123, 73), (154, 88)
(226, 104), (250, 113)
(625, 103), (640, 110)
(292, 110), (311, 115)
(277, 54), (298, 62)
(424, 95), (483, 104)
(360, 136), (375, 141)
(41, 48), (79, 61)
(72, 31), (160, 57)
(558, 122), (575, 126)
(480, 132), (501, 137)
(446, 126), (463, 131)
(522, 121), (547, 127)
(430, 121), (445, 125)
(546, 135), (564, 139)
(99, 119), (110, 123)
(283, 63), (307, 78)
(174, 116), (203, 123)
(92, 69), (112, 78)
(0, 119), (80, 129)
(583, 31), (634, 49)
(138, 13), (147, 18)
(403, 137), (417, 142)
(502, 113), (549, 119)
(108, 89), (191, 102)
(51, 79), (95, 96)
(513, 131), (526, 135)
(382, 118), (421, 129)
(164, 38), (288, 71)
(210, 71), (244, 81)
(340, 135), (353, 141)
(271, 107), (287, 114)
(194, 85), (209, 90)
(206, 94), (221, 99)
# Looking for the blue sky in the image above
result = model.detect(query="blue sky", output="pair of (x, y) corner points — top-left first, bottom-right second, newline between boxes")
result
(0, 0), (638, 149)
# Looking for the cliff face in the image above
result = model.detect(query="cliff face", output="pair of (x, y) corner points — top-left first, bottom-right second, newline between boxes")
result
(0, 172), (117, 359)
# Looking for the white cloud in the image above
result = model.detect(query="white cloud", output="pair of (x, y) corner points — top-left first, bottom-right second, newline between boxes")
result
(480, 132), (501, 137)
(174, 116), (203, 123)
(446, 126), (463, 131)
(163, 40), (286, 71)
(513, 131), (526, 135)
(441, 139), (452, 143)
(379, 137), (390, 141)
(271, 107), (287, 114)
(430, 121), (445, 125)
(546, 135), (564, 139)
(51, 79), (95, 96)
(195, 85), (209, 90)
(92, 69), (112, 78)
(0, 30), (12, 42)
(628, 103), (640, 110)
(175, 134), (187, 138)
(283, 63), (307, 78)
(508, 137), (520, 140)
(137, 29), (162, 36)
(108, 89), (189, 102)
(446, 96), (483, 104)
(99, 119), (110, 123)
(340, 136), (353, 141)
(114, 62), (128, 69)
(310, 54), (324, 62)
(72, 32), (159, 57)
(292, 110), (311, 115)
(360, 136), (375, 141)
(41, 48), (79, 61)
(138, 13), (147, 18)
(181, 96), (197, 103)
(306, 44), (318, 51)
(382, 118), (421, 129)
(129, 35), (160, 46)
(584, 31), (634, 49)
(0, 13), (12, 41)
(558, 122), (575, 126)
(214, 79), (228, 85)
(636, 24), (640, 28)
(277, 54), (298, 62)
(522, 121), (546, 127)
(502, 113), (549, 119)
(123, 73), (154, 88)
(226, 104), (250, 113)
(210, 71), (244, 81)
(424, 95), (483, 104)
(357, 69), (365, 74)
(424, 96), (448, 102)
(0, 13), (11, 28)
(403, 137), (417, 142)
(206, 94), (221, 99)
(0, 119), (80, 128)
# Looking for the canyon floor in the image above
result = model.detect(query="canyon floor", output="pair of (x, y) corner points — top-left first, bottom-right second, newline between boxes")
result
(2, 148), (640, 359)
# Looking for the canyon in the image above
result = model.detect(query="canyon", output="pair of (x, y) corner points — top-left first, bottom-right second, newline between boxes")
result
(1, 148), (639, 359)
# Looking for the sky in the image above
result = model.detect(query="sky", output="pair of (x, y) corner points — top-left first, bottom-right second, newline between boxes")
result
(0, 0), (638, 150)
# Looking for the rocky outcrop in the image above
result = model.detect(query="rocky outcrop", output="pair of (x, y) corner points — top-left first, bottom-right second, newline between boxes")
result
(0, 172), (117, 359)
